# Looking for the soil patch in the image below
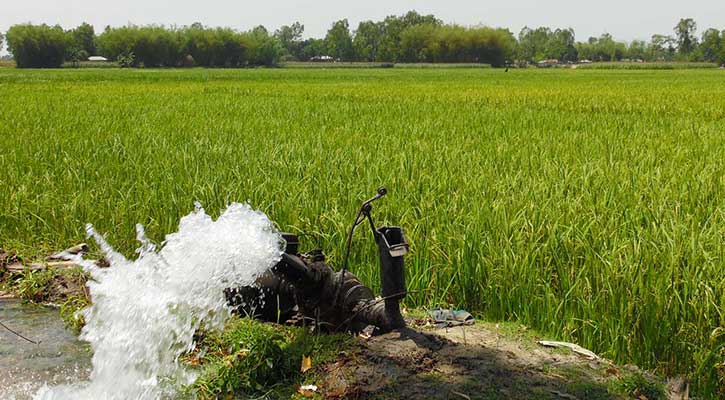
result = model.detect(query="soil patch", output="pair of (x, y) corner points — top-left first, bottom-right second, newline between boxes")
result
(315, 323), (660, 400)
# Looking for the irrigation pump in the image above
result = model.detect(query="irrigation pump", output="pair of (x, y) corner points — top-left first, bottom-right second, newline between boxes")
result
(226, 187), (410, 333)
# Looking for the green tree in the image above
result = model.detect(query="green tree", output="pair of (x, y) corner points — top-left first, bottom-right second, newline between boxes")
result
(353, 21), (384, 61)
(399, 23), (437, 62)
(575, 38), (595, 61)
(548, 28), (577, 62)
(0, 33), (4, 53)
(376, 11), (442, 62)
(466, 27), (517, 66)
(627, 40), (647, 60)
(575, 34), (626, 62)
(325, 19), (353, 61)
(299, 38), (326, 60)
(274, 22), (304, 60)
(71, 22), (96, 56)
(649, 34), (676, 60)
(6, 24), (69, 68)
(246, 26), (281, 66)
(399, 24), (515, 66)
(699, 28), (722, 63)
(674, 18), (697, 56)
(179, 23), (217, 66)
(517, 26), (551, 62)
(97, 25), (180, 67)
(214, 27), (251, 67)
(181, 24), (267, 67)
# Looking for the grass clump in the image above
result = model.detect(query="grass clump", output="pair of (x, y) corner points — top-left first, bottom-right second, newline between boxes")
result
(610, 373), (666, 400)
(1, 267), (90, 332)
(12, 269), (56, 302)
(184, 317), (352, 399)
(59, 294), (90, 334)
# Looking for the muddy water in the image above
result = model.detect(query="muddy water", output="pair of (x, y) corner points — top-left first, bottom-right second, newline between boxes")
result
(0, 300), (91, 399)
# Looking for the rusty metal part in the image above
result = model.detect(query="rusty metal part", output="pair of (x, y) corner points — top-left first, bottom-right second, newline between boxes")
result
(228, 188), (410, 334)
(228, 249), (405, 333)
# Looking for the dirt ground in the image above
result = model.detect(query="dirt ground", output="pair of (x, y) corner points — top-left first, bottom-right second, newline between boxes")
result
(313, 321), (668, 400)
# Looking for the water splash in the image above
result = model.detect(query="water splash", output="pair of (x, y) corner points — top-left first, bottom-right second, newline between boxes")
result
(35, 203), (282, 400)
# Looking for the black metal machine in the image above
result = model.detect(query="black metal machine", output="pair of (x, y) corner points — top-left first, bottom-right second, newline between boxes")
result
(226, 187), (409, 333)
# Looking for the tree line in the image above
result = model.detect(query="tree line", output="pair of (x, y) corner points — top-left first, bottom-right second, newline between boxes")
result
(2, 12), (724, 68)
(3, 23), (280, 68)
(515, 18), (723, 64)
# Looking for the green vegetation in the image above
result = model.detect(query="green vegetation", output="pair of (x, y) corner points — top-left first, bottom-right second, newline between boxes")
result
(5, 24), (69, 68)
(8, 269), (57, 302)
(0, 267), (90, 332)
(0, 68), (723, 396)
(610, 373), (666, 400)
(62, 60), (120, 69)
(3, 13), (725, 67)
(576, 61), (719, 69)
(59, 294), (90, 334)
(182, 317), (351, 398)
(282, 61), (491, 69)
(4, 23), (281, 68)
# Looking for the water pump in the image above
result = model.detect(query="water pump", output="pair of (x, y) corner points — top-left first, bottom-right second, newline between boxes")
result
(226, 187), (409, 333)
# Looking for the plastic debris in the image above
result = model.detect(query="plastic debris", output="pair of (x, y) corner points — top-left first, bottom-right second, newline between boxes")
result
(428, 308), (475, 327)
(297, 384), (318, 397)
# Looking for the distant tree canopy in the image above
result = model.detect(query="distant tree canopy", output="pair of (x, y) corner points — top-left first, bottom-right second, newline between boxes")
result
(275, 22), (304, 60)
(6, 24), (69, 68)
(325, 19), (354, 61)
(699, 29), (724, 63)
(319, 12), (514, 66)
(68, 22), (96, 60)
(518, 27), (577, 62)
(674, 18), (698, 56)
(398, 25), (516, 66)
(576, 34), (627, 62)
(3, 12), (724, 68)
(247, 25), (282, 66)
(95, 24), (280, 67)
(97, 25), (180, 67)
(355, 11), (443, 62)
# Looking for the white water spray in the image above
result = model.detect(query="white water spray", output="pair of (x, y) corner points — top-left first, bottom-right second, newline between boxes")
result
(35, 202), (282, 400)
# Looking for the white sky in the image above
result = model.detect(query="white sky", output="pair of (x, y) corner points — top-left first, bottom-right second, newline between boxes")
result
(1, 0), (724, 54)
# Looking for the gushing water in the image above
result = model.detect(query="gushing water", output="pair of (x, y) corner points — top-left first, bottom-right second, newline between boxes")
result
(34, 203), (282, 400)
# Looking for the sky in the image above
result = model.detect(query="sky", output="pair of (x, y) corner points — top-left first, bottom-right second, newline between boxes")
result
(1, 0), (724, 53)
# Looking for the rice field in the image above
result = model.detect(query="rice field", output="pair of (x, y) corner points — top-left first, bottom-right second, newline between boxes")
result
(575, 61), (720, 70)
(0, 68), (723, 396)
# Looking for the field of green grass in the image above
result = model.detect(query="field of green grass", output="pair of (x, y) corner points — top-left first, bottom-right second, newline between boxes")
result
(282, 61), (492, 68)
(575, 61), (721, 70)
(1, 68), (723, 396)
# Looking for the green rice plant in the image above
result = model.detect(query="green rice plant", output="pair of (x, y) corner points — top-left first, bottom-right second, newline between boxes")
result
(576, 61), (719, 69)
(0, 68), (723, 396)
